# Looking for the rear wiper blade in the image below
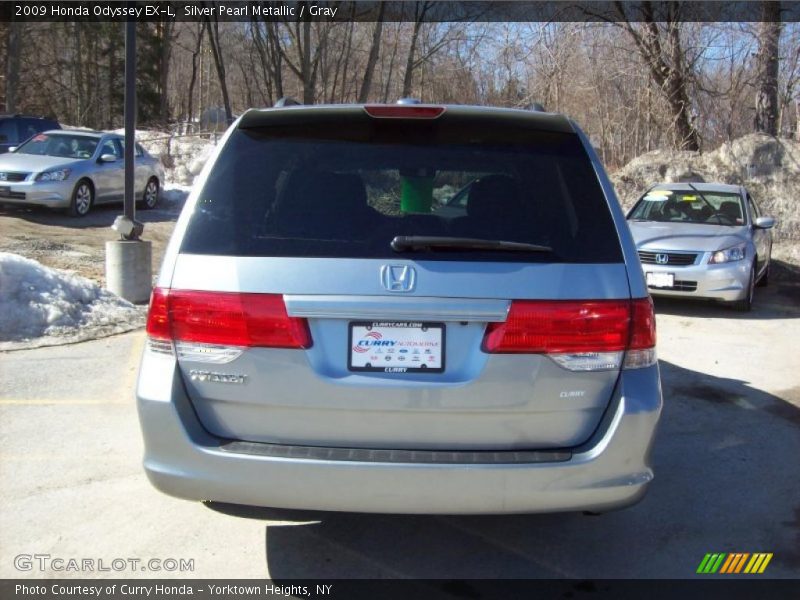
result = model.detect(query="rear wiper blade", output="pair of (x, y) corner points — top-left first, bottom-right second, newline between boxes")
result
(391, 235), (552, 253)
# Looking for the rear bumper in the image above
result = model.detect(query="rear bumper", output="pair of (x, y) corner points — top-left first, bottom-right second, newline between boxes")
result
(136, 352), (662, 514)
(642, 258), (750, 302)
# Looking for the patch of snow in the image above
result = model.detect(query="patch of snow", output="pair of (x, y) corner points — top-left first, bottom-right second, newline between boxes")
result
(110, 127), (217, 186)
(160, 182), (192, 210)
(0, 253), (145, 350)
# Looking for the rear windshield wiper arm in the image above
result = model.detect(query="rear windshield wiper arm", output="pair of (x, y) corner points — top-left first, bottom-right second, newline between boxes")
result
(391, 235), (552, 253)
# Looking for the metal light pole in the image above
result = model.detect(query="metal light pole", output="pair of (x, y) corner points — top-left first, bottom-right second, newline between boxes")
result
(123, 17), (137, 226)
(106, 17), (152, 304)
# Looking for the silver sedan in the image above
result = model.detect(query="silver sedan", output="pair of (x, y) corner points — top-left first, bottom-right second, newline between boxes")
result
(0, 130), (164, 217)
(627, 182), (775, 311)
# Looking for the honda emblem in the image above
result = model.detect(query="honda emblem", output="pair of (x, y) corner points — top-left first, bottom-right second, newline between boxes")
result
(381, 265), (416, 292)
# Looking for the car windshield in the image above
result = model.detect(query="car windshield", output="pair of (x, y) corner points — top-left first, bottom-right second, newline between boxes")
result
(181, 120), (623, 264)
(15, 133), (98, 159)
(628, 189), (745, 226)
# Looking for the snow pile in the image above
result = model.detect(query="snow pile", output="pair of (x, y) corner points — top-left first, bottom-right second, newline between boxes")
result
(160, 182), (193, 211)
(0, 253), (145, 350)
(611, 133), (800, 240)
(120, 128), (217, 186)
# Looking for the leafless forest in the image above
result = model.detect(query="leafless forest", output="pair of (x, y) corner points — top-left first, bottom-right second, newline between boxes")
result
(2, 6), (798, 169)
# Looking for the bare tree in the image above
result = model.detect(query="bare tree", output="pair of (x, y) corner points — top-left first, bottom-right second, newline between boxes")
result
(4, 21), (21, 113)
(358, 3), (385, 102)
(186, 22), (205, 122)
(754, 1), (782, 135)
(202, 3), (232, 121)
(612, 1), (701, 151)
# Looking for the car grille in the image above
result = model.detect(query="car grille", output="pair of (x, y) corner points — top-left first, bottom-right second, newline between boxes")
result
(648, 280), (698, 292)
(0, 172), (29, 182)
(638, 251), (697, 266)
(0, 188), (25, 199)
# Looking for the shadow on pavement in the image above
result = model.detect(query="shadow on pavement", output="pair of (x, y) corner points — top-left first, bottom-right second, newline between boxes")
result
(0, 197), (184, 228)
(205, 360), (800, 578)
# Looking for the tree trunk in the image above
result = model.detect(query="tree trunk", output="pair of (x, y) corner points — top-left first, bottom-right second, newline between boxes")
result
(402, 18), (425, 98)
(615, 3), (700, 151)
(158, 22), (174, 122)
(754, 1), (782, 136)
(204, 13), (232, 122)
(358, 4), (385, 103)
(5, 21), (21, 113)
(187, 23), (204, 123)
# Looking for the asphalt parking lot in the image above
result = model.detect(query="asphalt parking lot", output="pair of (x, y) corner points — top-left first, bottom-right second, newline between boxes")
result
(1, 270), (799, 579)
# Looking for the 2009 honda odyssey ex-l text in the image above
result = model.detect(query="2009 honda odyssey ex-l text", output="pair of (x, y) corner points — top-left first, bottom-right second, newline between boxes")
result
(137, 102), (662, 514)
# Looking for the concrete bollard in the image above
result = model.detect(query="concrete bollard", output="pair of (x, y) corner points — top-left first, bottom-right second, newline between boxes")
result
(105, 240), (153, 304)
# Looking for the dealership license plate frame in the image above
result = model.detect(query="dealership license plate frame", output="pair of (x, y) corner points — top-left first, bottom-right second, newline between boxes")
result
(646, 272), (675, 288)
(348, 321), (445, 373)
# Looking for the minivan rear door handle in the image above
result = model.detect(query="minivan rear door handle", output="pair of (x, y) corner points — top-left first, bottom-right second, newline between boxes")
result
(284, 295), (510, 322)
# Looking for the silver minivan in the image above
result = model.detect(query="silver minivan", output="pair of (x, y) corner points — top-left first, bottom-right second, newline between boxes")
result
(137, 103), (662, 514)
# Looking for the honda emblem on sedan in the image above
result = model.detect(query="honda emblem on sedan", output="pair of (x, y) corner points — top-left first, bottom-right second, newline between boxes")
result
(655, 253), (669, 265)
(0, 173), (7, 181)
(381, 265), (416, 292)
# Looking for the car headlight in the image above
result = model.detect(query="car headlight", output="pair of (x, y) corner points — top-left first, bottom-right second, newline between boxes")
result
(709, 243), (746, 264)
(35, 169), (71, 182)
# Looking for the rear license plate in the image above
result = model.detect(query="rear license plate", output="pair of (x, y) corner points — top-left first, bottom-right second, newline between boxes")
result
(646, 272), (675, 288)
(348, 321), (445, 373)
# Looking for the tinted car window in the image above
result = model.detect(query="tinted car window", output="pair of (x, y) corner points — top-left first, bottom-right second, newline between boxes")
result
(629, 190), (745, 226)
(18, 119), (48, 143)
(0, 119), (16, 144)
(182, 122), (622, 263)
(16, 133), (98, 158)
(99, 139), (122, 158)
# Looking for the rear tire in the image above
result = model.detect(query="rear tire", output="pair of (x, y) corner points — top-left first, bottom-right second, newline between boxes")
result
(67, 180), (93, 217)
(139, 177), (159, 210)
(729, 261), (755, 312)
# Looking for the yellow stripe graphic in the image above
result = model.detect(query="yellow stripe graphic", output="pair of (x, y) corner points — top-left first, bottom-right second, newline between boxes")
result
(744, 554), (760, 573)
(757, 553), (773, 574)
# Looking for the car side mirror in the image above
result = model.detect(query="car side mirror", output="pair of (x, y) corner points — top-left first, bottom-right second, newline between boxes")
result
(98, 154), (117, 163)
(754, 216), (775, 229)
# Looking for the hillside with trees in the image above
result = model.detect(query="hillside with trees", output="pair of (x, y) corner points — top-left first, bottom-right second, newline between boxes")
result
(1, 6), (797, 170)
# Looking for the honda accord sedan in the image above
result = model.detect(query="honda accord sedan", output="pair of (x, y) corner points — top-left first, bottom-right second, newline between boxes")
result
(0, 130), (164, 216)
(627, 183), (775, 311)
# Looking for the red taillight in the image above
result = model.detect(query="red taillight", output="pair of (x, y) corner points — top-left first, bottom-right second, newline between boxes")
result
(145, 287), (170, 340)
(483, 299), (654, 354)
(145, 288), (311, 349)
(629, 297), (656, 349)
(364, 105), (445, 119)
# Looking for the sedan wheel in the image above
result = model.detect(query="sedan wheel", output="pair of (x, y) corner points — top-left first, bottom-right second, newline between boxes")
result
(730, 262), (755, 312)
(141, 178), (159, 210)
(68, 181), (93, 217)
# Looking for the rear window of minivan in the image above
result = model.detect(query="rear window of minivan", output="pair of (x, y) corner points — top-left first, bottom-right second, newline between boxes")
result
(181, 114), (622, 263)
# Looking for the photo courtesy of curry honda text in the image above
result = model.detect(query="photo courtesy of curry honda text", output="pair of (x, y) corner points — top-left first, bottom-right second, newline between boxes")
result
(627, 183), (775, 312)
(136, 102), (662, 515)
(0, 129), (164, 216)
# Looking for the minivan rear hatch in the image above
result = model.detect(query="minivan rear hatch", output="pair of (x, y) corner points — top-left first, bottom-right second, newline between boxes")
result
(157, 106), (636, 451)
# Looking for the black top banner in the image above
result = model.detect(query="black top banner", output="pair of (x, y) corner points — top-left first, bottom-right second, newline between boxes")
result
(2, 1), (799, 23)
